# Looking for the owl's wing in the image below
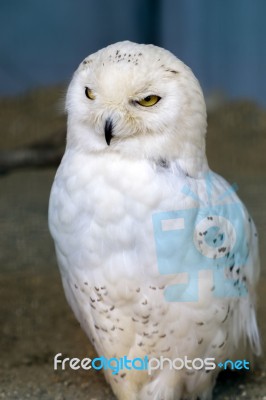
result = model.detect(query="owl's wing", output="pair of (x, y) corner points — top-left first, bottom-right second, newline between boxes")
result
(201, 172), (262, 356)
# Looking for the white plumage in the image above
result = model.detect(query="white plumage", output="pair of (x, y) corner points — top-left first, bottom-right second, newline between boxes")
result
(48, 41), (261, 399)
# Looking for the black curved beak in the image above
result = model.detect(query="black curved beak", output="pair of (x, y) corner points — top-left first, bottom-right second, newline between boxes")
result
(104, 118), (113, 146)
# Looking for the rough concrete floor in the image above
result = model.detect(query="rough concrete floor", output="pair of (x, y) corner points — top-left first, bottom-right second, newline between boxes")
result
(0, 90), (265, 399)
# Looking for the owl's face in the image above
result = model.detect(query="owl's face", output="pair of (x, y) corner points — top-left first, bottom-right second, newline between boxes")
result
(66, 41), (207, 175)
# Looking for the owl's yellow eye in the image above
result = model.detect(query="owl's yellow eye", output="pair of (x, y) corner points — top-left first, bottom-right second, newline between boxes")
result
(85, 87), (96, 100)
(137, 95), (161, 107)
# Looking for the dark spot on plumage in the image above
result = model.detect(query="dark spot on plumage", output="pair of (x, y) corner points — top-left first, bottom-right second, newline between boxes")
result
(74, 284), (78, 289)
(159, 285), (165, 290)
(84, 282), (88, 285)
(118, 327), (124, 331)
(234, 279), (239, 286)
(90, 304), (96, 310)
(138, 342), (143, 346)
(95, 325), (100, 330)
(111, 326), (115, 331)
(149, 286), (157, 290)
(116, 50), (119, 55)
(196, 322), (204, 326)
(159, 334), (166, 338)
(229, 264), (235, 271)
(243, 276), (247, 281)
(198, 338), (203, 344)
(142, 320), (149, 324)
(120, 373), (126, 378)
(207, 216), (213, 220)
(142, 315), (150, 319)
(236, 268), (240, 274)
(101, 327), (107, 333)
(211, 285), (215, 291)
(203, 231), (207, 236)
(136, 288), (140, 292)
(226, 252), (230, 258)
(218, 247), (226, 253)
(94, 286), (99, 291)
(110, 305), (115, 311)
(142, 299), (148, 305)
(90, 297), (95, 303)
(152, 330), (158, 334)
(132, 317), (138, 322)
(157, 158), (170, 169)
(100, 286), (106, 289)
(248, 217), (251, 222)
(222, 305), (230, 323)
(255, 232), (258, 237)
(162, 347), (170, 352)
(153, 322), (159, 327)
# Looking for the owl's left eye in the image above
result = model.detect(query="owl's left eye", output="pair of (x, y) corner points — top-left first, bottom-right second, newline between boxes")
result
(137, 95), (161, 107)
(85, 87), (96, 100)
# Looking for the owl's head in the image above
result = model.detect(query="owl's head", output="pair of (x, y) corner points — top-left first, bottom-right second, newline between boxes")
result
(66, 41), (208, 176)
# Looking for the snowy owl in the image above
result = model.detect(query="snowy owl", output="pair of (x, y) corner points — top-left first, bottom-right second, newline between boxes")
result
(49, 41), (261, 400)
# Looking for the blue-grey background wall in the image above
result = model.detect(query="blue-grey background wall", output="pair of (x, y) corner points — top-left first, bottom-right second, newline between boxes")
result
(0, 0), (265, 105)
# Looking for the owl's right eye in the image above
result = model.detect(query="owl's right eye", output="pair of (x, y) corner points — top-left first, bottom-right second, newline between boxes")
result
(85, 87), (96, 100)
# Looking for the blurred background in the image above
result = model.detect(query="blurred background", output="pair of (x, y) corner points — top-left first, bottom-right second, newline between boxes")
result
(1, 0), (266, 104)
(0, 1), (265, 399)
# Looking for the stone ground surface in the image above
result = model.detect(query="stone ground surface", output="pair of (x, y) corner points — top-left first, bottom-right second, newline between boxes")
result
(0, 87), (265, 399)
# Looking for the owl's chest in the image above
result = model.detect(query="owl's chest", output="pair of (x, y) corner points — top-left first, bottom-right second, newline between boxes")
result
(49, 151), (185, 277)
(53, 152), (166, 231)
